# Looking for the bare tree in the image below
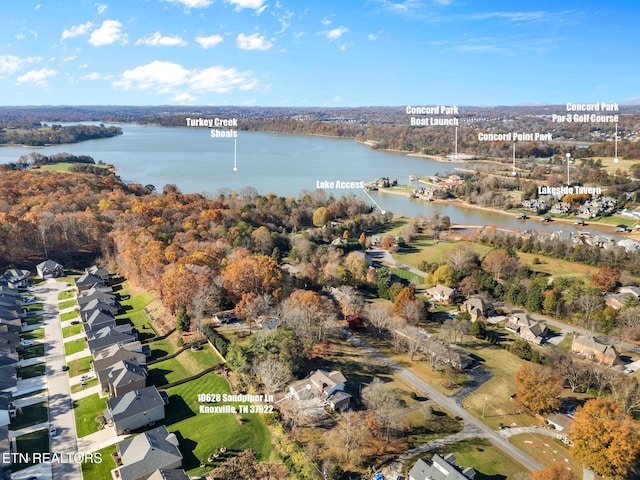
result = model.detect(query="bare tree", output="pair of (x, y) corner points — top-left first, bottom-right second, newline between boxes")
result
(361, 377), (404, 443)
(253, 357), (293, 394)
(36, 211), (56, 258)
(609, 374), (640, 416)
(364, 303), (392, 334)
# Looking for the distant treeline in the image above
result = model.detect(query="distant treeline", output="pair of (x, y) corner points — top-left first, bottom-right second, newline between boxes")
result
(0, 124), (122, 146)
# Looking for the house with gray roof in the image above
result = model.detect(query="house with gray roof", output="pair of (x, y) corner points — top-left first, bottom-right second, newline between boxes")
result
(147, 470), (189, 480)
(87, 326), (136, 354)
(78, 288), (117, 309)
(409, 454), (475, 480)
(93, 344), (146, 375)
(84, 309), (117, 333)
(571, 334), (622, 366)
(504, 312), (547, 345)
(103, 386), (167, 434)
(86, 265), (110, 283)
(99, 359), (147, 397)
(82, 299), (119, 318)
(460, 297), (493, 321)
(426, 285), (456, 304)
(289, 369), (352, 411)
(1, 269), (30, 289)
(75, 273), (105, 293)
(0, 365), (17, 393)
(35, 260), (63, 279)
(112, 426), (183, 480)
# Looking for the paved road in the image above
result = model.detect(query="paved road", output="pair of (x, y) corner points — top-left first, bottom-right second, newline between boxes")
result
(34, 279), (83, 480)
(346, 332), (543, 472)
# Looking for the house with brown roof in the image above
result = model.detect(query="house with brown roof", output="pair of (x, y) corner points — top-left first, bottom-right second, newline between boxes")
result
(571, 334), (622, 366)
(504, 313), (547, 345)
(289, 369), (352, 412)
(460, 297), (492, 321)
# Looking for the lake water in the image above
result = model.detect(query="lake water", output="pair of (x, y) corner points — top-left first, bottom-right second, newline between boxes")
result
(0, 124), (615, 235)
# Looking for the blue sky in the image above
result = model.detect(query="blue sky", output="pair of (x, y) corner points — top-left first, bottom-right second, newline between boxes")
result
(0, 0), (638, 106)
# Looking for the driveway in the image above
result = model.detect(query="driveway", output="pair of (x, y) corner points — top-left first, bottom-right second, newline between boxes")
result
(32, 279), (83, 480)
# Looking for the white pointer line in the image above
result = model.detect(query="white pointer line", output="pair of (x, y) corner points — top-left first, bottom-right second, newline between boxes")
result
(362, 189), (386, 215)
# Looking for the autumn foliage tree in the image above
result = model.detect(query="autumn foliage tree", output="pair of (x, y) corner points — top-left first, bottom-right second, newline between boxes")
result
(482, 248), (519, 282)
(589, 266), (621, 294)
(530, 464), (576, 480)
(515, 364), (561, 414)
(222, 249), (283, 303)
(570, 398), (640, 480)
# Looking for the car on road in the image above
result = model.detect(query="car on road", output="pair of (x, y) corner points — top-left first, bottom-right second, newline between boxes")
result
(80, 374), (92, 381)
(49, 425), (56, 436)
(19, 339), (33, 347)
(70, 320), (80, 325)
(61, 365), (69, 372)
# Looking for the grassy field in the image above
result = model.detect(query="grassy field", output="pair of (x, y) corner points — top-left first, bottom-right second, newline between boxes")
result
(390, 267), (425, 285)
(73, 393), (107, 437)
(67, 355), (92, 377)
(64, 338), (87, 356)
(19, 344), (45, 360)
(60, 310), (80, 322)
(395, 238), (492, 270)
(148, 334), (179, 361)
(62, 323), (83, 338)
(148, 344), (221, 387)
(58, 299), (78, 310)
(58, 289), (76, 301)
(461, 343), (539, 431)
(21, 327), (44, 341)
(510, 433), (581, 474)
(10, 402), (48, 430)
(164, 371), (271, 477)
(23, 314), (44, 326)
(12, 429), (50, 472)
(115, 282), (156, 341)
(17, 363), (45, 380)
(81, 444), (117, 480)
(403, 407), (463, 446)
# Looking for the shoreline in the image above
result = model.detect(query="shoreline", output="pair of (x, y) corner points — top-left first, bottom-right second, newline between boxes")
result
(376, 186), (639, 238)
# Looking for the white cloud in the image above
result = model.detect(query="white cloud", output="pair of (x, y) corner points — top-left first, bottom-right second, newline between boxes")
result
(16, 68), (57, 87)
(163, 0), (212, 8)
(89, 20), (128, 46)
(135, 32), (187, 46)
(96, 3), (108, 14)
(0, 55), (41, 75)
(325, 26), (348, 41)
(226, 0), (266, 11)
(195, 34), (224, 48)
(275, 10), (294, 34)
(81, 72), (111, 80)
(113, 60), (258, 98)
(15, 33), (26, 40)
(368, 33), (378, 40)
(172, 92), (196, 103)
(237, 32), (273, 51)
(35, 4), (41, 10)
(321, 16), (333, 26)
(61, 22), (95, 40)
(339, 43), (351, 51)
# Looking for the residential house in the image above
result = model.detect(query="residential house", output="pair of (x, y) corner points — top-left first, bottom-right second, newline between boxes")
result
(0, 326), (21, 351)
(409, 454), (476, 480)
(571, 334), (622, 366)
(504, 313), (547, 345)
(35, 260), (63, 279)
(86, 265), (110, 283)
(289, 369), (352, 411)
(1, 269), (30, 289)
(78, 288), (117, 309)
(147, 470), (189, 480)
(0, 392), (13, 429)
(547, 412), (573, 432)
(87, 326), (136, 354)
(81, 299), (119, 318)
(103, 386), (167, 434)
(112, 426), (183, 480)
(84, 309), (117, 333)
(0, 425), (9, 467)
(426, 285), (456, 304)
(75, 273), (106, 293)
(98, 359), (147, 397)
(460, 297), (492, 321)
(604, 285), (640, 309)
(92, 344), (146, 375)
(0, 365), (17, 393)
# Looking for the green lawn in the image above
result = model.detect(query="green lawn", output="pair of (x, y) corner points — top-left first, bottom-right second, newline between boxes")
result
(21, 328), (44, 341)
(148, 345), (220, 387)
(58, 289), (76, 301)
(164, 371), (271, 477)
(21, 303), (43, 312)
(115, 283), (156, 341)
(81, 443), (117, 480)
(23, 314), (44, 325)
(12, 429), (50, 472)
(61, 310), (80, 322)
(10, 402), (48, 430)
(71, 377), (99, 394)
(510, 433), (581, 475)
(67, 355), (93, 377)
(64, 338), (87, 356)
(390, 266), (425, 285)
(17, 363), (45, 379)
(73, 393), (107, 437)
(58, 299), (78, 310)
(63, 323), (84, 338)
(19, 344), (45, 360)
(148, 335), (178, 361)
(395, 238), (492, 269)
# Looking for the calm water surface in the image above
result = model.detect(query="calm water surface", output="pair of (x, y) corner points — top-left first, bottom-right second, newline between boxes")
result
(0, 125), (615, 236)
